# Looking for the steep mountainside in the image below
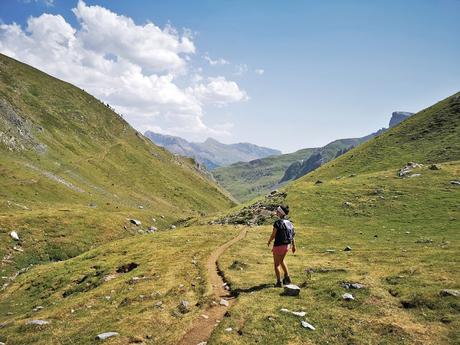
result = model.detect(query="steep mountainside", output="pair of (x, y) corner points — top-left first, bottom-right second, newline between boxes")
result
(144, 131), (281, 169)
(300, 92), (460, 181)
(389, 111), (414, 127)
(0, 53), (234, 276)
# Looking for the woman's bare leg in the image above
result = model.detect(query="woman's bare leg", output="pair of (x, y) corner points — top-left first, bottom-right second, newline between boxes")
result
(280, 252), (290, 278)
(273, 253), (282, 281)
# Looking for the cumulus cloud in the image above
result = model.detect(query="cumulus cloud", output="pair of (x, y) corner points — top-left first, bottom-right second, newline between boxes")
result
(255, 68), (265, 75)
(189, 77), (249, 106)
(0, 0), (248, 139)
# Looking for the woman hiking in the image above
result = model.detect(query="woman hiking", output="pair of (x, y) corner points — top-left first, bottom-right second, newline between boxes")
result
(267, 205), (296, 287)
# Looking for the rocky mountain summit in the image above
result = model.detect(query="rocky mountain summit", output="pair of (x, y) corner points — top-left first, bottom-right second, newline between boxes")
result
(144, 131), (281, 170)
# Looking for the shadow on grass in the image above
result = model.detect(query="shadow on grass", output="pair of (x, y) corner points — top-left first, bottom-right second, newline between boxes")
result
(232, 283), (273, 296)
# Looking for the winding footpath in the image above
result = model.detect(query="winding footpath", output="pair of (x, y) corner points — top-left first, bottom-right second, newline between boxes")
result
(178, 228), (248, 345)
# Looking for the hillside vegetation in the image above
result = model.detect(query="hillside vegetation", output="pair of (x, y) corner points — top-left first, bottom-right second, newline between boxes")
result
(211, 93), (460, 344)
(0, 53), (234, 278)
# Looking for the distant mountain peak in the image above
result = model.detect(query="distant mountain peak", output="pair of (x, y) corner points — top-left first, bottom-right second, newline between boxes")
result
(389, 111), (414, 127)
(144, 131), (281, 169)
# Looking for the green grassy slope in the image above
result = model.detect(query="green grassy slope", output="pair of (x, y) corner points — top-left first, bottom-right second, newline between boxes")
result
(303, 92), (460, 181)
(0, 54), (234, 277)
(0, 225), (240, 345)
(213, 148), (317, 202)
(211, 93), (460, 344)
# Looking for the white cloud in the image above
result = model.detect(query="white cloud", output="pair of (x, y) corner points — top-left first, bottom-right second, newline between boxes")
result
(190, 76), (249, 106)
(204, 54), (229, 66)
(255, 68), (265, 75)
(21, 0), (55, 7)
(0, 0), (248, 139)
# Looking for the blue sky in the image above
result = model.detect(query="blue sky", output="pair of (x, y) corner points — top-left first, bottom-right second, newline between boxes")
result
(1, 0), (459, 152)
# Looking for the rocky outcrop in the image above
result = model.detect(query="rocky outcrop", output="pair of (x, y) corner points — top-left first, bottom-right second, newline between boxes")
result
(389, 111), (414, 128)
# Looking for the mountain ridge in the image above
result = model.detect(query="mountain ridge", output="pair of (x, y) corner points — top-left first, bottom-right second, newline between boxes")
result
(144, 130), (281, 170)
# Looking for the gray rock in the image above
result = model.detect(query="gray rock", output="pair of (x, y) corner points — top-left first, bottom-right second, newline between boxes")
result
(32, 306), (44, 312)
(170, 225), (176, 230)
(344, 246), (352, 251)
(429, 164), (441, 170)
(95, 332), (119, 340)
(147, 226), (157, 233)
(130, 219), (141, 226)
(450, 180), (460, 185)
(440, 289), (460, 297)
(26, 319), (50, 326)
(10, 231), (19, 241)
(342, 282), (365, 289)
(398, 162), (422, 177)
(315, 180), (323, 185)
(325, 249), (336, 253)
(284, 284), (301, 296)
(409, 173), (421, 178)
(342, 293), (354, 301)
(178, 300), (190, 313)
(301, 320), (315, 330)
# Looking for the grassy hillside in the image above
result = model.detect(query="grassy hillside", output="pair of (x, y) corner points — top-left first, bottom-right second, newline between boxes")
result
(303, 92), (460, 181)
(210, 93), (460, 344)
(213, 148), (317, 202)
(0, 225), (240, 345)
(0, 53), (234, 278)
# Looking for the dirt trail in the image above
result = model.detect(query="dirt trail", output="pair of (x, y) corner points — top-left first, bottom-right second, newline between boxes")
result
(178, 228), (247, 345)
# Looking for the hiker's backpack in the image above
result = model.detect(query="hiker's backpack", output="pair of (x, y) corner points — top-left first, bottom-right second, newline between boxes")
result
(277, 219), (295, 244)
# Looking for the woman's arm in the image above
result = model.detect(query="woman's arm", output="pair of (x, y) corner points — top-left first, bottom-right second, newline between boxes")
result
(267, 227), (277, 246)
(291, 237), (296, 253)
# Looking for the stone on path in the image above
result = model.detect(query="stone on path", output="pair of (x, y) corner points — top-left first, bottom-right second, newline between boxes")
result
(301, 320), (315, 330)
(95, 332), (119, 340)
(197, 342), (207, 345)
(27, 319), (50, 326)
(342, 293), (354, 301)
(284, 284), (301, 296)
(219, 298), (229, 307)
(10, 231), (19, 241)
(440, 289), (460, 297)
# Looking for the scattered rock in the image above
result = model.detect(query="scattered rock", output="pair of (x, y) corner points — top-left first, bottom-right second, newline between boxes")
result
(325, 249), (335, 253)
(95, 332), (119, 340)
(229, 260), (247, 270)
(450, 180), (460, 185)
(151, 218), (156, 222)
(315, 180), (323, 185)
(147, 226), (157, 233)
(409, 173), (421, 178)
(116, 262), (139, 273)
(170, 225), (176, 230)
(178, 300), (190, 313)
(197, 342), (207, 345)
(415, 238), (433, 244)
(219, 298), (229, 307)
(291, 311), (306, 317)
(283, 284), (301, 296)
(138, 205), (144, 209)
(343, 202), (352, 207)
(10, 231), (19, 241)
(440, 289), (460, 297)
(301, 320), (315, 330)
(342, 282), (365, 289)
(344, 246), (352, 251)
(32, 306), (44, 312)
(429, 164), (441, 170)
(225, 327), (233, 332)
(26, 319), (50, 326)
(342, 293), (354, 301)
(130, 219), (141, 226)
(398, 162), (422, 177)
(201, 314), (209, 319)
(13, 246), (24, 252)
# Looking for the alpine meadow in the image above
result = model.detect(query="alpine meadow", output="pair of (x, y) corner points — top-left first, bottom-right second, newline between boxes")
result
(0, 1), (459, 345)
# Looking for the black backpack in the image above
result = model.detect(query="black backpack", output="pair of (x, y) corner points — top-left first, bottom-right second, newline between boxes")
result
(277, 219), (295, 244)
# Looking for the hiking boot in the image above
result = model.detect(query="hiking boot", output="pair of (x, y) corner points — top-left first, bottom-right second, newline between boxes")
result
(282, 276), (292, 285)
(274, 280), (282, 288)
